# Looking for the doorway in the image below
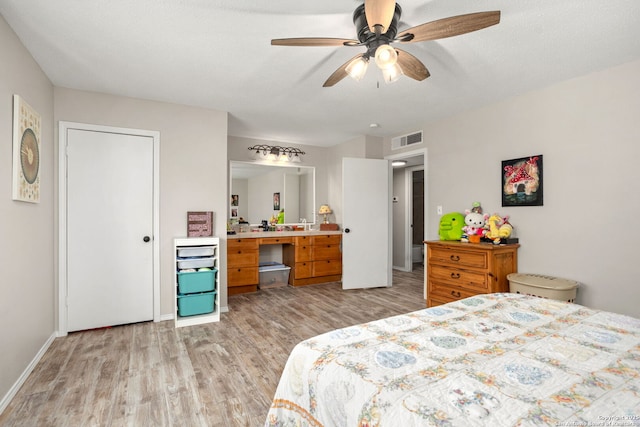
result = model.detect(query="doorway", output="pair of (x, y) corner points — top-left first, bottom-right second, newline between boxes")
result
(411, 169), (425, 267)
(388, 149), (427, 273)
(58, 122), (160, 335)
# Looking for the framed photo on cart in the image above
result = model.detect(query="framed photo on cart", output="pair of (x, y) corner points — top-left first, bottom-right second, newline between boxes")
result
(502, 155), (543, 207)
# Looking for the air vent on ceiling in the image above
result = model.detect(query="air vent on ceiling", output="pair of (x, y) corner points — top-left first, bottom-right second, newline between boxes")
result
(391, 130), (423, 150)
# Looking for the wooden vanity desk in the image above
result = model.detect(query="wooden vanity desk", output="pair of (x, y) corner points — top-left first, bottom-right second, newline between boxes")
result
(227, 230), (342, 295)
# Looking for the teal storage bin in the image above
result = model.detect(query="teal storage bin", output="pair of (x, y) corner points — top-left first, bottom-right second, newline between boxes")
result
(177, 291), (216, 317)
(177, 269), (216, 294)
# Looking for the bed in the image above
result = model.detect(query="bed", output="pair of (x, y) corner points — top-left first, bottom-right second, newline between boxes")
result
(264, 293), (640, 426)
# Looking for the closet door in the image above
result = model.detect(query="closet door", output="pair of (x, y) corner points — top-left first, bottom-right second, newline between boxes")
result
(66, 128), (154, 331)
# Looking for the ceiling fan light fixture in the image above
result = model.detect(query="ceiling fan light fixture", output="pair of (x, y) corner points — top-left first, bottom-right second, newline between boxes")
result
(345, 56), (369, 81)
(374, 44), (398, 70)
(382, 63), (403, 84)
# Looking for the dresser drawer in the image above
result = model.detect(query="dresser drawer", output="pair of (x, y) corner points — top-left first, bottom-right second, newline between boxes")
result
(429, 247), (487, 269)
(312, 259), (342, 277)
(428, 280), (479, 301)
(227, 249), (259, 268)
(294, 262), (312, 279)
(311, 234), (341, 245)
(312, 244), (341, 260)
(427, 295), (455, 307)
(228, 238), (259, 250)
(429, 265), (488, 291)
(228, 266), (258, 286)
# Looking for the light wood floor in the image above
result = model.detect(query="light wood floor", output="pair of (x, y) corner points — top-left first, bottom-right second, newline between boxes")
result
(0, 266), (425, 427)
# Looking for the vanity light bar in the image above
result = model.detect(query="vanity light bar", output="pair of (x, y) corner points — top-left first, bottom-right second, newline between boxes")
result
(248, 145), (305, 162)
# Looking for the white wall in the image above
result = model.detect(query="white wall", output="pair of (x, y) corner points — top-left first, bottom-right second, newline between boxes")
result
(54, 88), (229, 317)
(0, 15), (55, 410)
(389, 60), (640, 317)
(247, 168), (284, 223)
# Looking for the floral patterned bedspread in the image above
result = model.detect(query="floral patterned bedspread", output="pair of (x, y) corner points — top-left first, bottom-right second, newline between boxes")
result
(264, 293), (640, 427)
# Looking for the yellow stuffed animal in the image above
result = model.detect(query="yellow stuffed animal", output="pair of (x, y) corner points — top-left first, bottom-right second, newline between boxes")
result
(485, 213), (513, 244)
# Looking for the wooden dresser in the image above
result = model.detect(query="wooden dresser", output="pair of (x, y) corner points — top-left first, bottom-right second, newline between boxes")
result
(283, 234), (342, 286)
(425, 240), (519, 307)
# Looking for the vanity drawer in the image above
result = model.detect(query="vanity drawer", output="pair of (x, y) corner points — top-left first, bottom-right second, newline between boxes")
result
(428, 247), (487, 269)
(294, 235), (312, 245)
(313, 244), (341, 260)
(228, 266), (258, 286)
(311, 234), (341, 245)
(428, 265), (488, 291)
(294, 262), (312, 279)
(312, 259), (342, 277)
(295, 244), (312, 262)
(227, 250), (259, 268)
(228, 238), (259, 250)
(258, 236), (293, 245)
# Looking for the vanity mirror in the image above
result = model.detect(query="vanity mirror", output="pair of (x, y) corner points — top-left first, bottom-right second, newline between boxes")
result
(230, 161), (315, 226)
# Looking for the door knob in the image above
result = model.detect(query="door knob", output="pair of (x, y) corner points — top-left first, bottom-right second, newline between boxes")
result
(344, 228), (351, 233)
(143, 236), (151, 242)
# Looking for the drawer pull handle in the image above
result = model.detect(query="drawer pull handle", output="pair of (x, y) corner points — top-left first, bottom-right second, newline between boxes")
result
(450, 272), (460, 279)
(451, 290), (461, 298)
(450, 255), (460, 261)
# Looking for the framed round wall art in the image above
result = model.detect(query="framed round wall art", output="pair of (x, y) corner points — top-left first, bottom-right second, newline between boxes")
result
(12, 95), (41, 203)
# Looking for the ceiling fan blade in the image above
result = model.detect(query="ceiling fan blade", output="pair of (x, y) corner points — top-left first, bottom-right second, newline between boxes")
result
(365, 0), (396, 34)
(271, 38), (358, 47)
(395, 48), (430, 81)
(323, 54), (364, 87)
(397, 11), (500, 43)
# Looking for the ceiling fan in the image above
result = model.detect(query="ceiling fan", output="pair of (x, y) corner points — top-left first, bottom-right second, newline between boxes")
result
(271, 0), (500, 87)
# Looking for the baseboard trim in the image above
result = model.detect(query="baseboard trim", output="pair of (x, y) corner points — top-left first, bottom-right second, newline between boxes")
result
(160, 306), (228, 321)
(0, 332), (56, 415)
(159, 313), (174, 322)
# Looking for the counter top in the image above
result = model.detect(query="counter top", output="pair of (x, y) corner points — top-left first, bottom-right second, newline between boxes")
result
(230, 230), (342, 239)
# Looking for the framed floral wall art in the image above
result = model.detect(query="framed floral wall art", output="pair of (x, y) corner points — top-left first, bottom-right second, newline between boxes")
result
(502, 155), (543, 207)
(12, 95), (41, 203)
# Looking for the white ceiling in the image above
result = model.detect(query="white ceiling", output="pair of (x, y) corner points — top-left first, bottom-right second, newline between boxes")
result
(1, 0), (639, 147)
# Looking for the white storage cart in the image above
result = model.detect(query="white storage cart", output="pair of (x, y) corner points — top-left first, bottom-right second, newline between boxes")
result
(174, 237), (220, 327)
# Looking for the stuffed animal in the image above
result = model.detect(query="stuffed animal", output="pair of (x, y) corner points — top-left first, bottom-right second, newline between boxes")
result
(438, 212), (465, 241)
(461, 204), (489, 243)
(485, 213), (513, 244)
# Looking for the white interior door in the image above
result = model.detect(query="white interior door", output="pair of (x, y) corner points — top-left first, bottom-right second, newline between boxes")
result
(66, 128), (154, 332)
(342, 158), (391, 289)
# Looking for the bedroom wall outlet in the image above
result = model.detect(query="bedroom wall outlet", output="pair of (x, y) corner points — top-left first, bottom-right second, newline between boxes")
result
(437, 205), (443, 215)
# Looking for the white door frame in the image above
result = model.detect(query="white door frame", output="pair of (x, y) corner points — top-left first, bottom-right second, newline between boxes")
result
(58, 122), (160, 336)
(386, 148), (428, 283)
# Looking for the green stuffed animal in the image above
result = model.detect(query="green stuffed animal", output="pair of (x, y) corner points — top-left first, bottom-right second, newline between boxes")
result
(439, 212), (465, 240)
